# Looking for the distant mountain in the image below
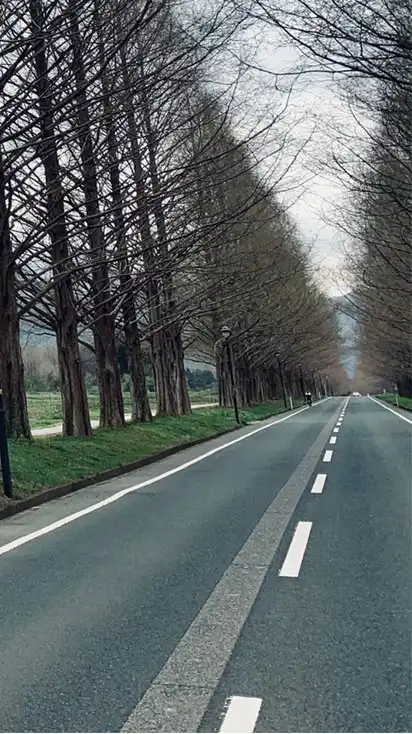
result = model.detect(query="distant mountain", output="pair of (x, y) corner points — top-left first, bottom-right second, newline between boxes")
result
(20, 321), (217, 374)
(21, 306), (356, 379)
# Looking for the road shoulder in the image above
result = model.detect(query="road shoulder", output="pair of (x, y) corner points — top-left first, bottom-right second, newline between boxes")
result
(0, 405), (317, 548)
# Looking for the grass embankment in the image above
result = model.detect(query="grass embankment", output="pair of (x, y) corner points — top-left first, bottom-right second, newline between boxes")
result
(4, 399), (297, 502)
(27, 389), (218, 428)
(377, 393), (412, 411)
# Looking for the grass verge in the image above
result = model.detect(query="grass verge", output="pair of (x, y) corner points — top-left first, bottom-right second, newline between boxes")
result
(1, 400), (299, 505)
(376, 393), (412, 411)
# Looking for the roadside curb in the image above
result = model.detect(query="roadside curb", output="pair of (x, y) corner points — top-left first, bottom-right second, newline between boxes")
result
(0, 426), (242, 522)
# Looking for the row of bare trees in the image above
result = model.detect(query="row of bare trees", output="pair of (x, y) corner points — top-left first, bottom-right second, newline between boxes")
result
(352, 73), (411, 396)
(242, 0), (411, 395)
(0, 0), (346, 439)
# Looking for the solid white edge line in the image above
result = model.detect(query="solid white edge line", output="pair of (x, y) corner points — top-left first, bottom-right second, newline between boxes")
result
(329, 436), (337, 444)
(368, 396), (412, 425)
(279, 521), (312, 577)
(311, 473), (327, 494)
(0, 398), (334, 557)
(220, 696), (263, 733)
(323, 450), (333, 462)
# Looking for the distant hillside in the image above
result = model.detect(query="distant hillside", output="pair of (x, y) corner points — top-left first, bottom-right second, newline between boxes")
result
(330, 294), (359, 378)
(21, 308), (355, 379)
(20, 321), (216, 374)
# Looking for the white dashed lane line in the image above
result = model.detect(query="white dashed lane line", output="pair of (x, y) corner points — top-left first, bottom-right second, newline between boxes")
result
(219, 696), (262, 733)
(329, 436), (337, 444)
(278, 521), (313, 578)
(323, 450), (333, 462)
(311, 473), (327, 494)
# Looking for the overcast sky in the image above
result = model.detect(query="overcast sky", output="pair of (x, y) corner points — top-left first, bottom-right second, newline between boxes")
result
(210, 21), (363, 297)
(254, 38), (357, 297)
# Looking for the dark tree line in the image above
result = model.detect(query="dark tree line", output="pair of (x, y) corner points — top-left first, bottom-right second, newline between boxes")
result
(238, 0), (411, 395)
(0, 0), (346, 439)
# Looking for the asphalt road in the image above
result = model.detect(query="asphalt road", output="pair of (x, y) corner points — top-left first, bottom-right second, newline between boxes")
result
(0, 396), (410, 733)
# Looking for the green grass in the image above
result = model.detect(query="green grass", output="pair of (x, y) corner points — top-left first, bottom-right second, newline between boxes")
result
(186, 388), (218, 403)
(27, 391), (134, 427)
(3, 400), (294, 502)
(26, 389), (218, 428)
(377, 393), (412, 411)
(240, 398), (305, 420)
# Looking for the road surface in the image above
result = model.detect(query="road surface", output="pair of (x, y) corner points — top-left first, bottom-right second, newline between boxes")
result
(32, 402), (219, 437)
(0, 396), (410, 732)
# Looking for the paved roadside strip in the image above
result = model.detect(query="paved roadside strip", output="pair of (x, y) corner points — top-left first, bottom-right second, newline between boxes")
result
(1, 401), (329, 524)
(0, 427), (237, 523)
(0, 399), (331, 552)
(368, 395), (412, 424)
(120, 401), (341, 733)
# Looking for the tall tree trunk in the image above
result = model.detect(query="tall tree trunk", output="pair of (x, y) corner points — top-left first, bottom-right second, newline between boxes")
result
(0, 149), (31, 439)
(29, 0), (91, 437)
(95, 5), (151, 422)
(217, 343), (233, 407)
(69, 7), (124, 428)
(237, 359), (252, 408)
(139, 56), (191, 416)
(118, 41), (177, 417)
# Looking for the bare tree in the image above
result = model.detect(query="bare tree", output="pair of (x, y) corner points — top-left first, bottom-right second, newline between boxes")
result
(29, 0), (92, 436)
(0, 148), (31, 437)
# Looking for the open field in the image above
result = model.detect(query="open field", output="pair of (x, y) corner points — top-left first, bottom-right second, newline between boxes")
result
(26, 389), (218, 428)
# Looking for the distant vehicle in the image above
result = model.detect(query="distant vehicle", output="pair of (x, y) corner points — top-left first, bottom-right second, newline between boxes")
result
(352, 391), (362, 396)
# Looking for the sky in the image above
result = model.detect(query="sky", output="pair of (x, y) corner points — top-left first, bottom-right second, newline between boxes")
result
(252, 40), (357, 297)
(211, 21), (362, 297)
